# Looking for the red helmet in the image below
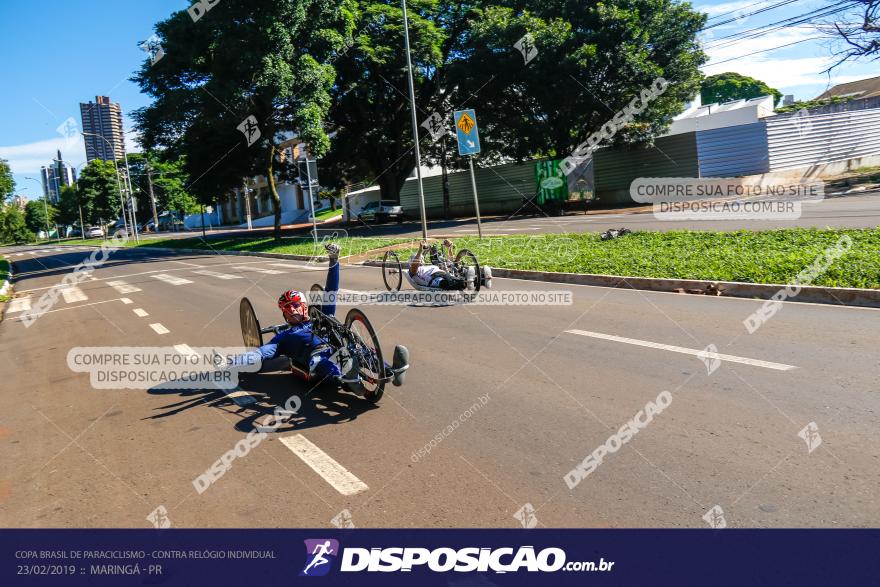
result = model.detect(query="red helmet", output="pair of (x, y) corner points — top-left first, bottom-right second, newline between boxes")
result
(278, 290), (309, 325)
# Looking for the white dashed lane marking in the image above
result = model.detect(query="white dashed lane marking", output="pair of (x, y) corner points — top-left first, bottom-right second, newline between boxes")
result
(133, 308), (149, 317)
(60, 286), (88, 303)
(7, 296), (31, 313)
(564, 329), (797, 371)
(232, 265), (285, 275)
(152, 273), (194, 285)
(120, 298), (133, 305)
(279, 434), (369, 496)
(192, 269), (244, 280)
(107, 280), (142, 294)
(149, 323), (170, 335)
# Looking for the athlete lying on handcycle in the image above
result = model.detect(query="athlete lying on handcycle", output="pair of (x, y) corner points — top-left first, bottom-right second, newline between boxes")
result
(408, 239), (492, 290)
(227, 243), (409, 396)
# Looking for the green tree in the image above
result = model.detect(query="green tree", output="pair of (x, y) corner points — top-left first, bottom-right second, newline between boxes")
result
(700, 72), (782, 106)
(0, 158), (15, 202)
(132, 0), (357, 239)
(127, 152), (199, 222)
(452, 0), (707, 163)
(0, 205), (33, 244)
(323, 0), (453, 202)
(24, 199), (57, 234)
(57, 185), (82, 227)
(325, 0), (706, 202)
(77, 159), (125, 224)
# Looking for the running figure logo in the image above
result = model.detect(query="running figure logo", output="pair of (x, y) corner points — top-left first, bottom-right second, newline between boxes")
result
(300, 539), (339, 577)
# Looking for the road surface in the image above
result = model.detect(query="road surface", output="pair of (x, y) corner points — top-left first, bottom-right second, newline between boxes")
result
(0, 244), (878, 528)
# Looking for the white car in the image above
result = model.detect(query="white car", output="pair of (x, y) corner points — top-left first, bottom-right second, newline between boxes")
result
(85, 226), (105, 239)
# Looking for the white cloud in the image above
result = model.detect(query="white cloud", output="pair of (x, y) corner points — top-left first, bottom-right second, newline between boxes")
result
(0, 136), (88, 176)
(696, 0), (764, 17)
(700, 27), (866, 95)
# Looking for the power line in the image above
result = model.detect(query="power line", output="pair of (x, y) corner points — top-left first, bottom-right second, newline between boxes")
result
(705, 0), (859, 48)
(705, 0), (776, 22)
(702, 0), (803, 30)
(706, 35), (821, 65)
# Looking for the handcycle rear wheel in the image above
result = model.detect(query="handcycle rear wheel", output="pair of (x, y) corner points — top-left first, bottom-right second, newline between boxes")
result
(239, 297), (263, 348)
(382, 250), (403, 291)
(344, 308), (385, 402)
(455, 249), (481, 293)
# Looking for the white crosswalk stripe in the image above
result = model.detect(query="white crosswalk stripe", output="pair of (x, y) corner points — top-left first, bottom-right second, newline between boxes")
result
(133, 308), (149, 317)
(152, 273), (194, 285)
(192, 269), (244, 280)
(232, 265), (285, 275)
(7, 296), (31, 313)
(61, 286), (88, 303)
(269, 262), (323, 271)
(149, 323), (170, 335)
(107, 280), (141, 294)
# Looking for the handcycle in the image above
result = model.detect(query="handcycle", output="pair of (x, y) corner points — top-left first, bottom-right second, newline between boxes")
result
(239, 284), (405, 402)
(380, 243), (484, 294)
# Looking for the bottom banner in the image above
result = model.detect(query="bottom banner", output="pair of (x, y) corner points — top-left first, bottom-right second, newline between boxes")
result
(2, 529), (878, 585)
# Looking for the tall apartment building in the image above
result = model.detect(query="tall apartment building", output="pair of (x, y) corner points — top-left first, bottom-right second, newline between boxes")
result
(40, 150), (77, 204)
(80, 95), (126, 162)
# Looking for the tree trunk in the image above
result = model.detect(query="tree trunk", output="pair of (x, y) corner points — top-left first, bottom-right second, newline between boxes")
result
(267, 144), (282, 241)
(377, 173), (403, 204)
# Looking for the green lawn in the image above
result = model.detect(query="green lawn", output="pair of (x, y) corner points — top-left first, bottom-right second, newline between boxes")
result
(63, 235), (407, 258)
(314, 208), (343, 221)
(385, 229), (880, 289)
(0, 257), (9, 302)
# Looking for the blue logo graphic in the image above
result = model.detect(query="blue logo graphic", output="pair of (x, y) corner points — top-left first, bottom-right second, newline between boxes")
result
(300, 539), (339, 577)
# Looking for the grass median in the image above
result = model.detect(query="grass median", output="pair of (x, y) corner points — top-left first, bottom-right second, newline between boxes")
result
(0, 257), (9, 302)
(383, 229), (880, 289)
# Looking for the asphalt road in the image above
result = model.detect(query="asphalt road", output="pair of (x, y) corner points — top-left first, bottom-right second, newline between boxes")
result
(345, 190), (880, 238)
(0, 245), (878, 528)
(107, 189), (880, 244)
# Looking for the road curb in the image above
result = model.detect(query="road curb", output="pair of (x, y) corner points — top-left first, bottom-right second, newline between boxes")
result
(359, 260), (880, 308)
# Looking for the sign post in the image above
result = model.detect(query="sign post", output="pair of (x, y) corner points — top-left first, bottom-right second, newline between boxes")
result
(454, 109), (483, 239)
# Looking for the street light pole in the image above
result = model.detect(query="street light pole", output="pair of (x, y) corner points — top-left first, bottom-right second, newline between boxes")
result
(82, 132), (128, 237)
(121, 153), (140, 243)
(402, 0), (428, 240)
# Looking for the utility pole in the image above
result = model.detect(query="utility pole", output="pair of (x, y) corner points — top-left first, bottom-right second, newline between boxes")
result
(146, 164), (159, 232)
(242, 179), (253, 230)
(300, 147), (319, 248)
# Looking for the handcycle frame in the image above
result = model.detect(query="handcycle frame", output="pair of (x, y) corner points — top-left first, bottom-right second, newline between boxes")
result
(381, 244), (482, 294)
(239, 285), (403, 402)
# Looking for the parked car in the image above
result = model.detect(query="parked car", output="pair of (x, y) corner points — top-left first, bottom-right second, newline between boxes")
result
(85, 226), (105, 239)
(357, 200), (404, 224)
(154, 212), (186, 232)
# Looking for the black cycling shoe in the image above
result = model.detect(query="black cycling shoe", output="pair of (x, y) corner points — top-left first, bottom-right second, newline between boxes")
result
(391, 345), (409, 387)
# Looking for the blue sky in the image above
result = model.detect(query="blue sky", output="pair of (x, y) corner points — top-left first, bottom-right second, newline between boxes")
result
(1, 0), (877, 200)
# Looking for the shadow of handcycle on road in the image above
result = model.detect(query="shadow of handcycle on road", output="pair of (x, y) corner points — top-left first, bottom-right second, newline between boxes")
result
(143, 357), (379, 434)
